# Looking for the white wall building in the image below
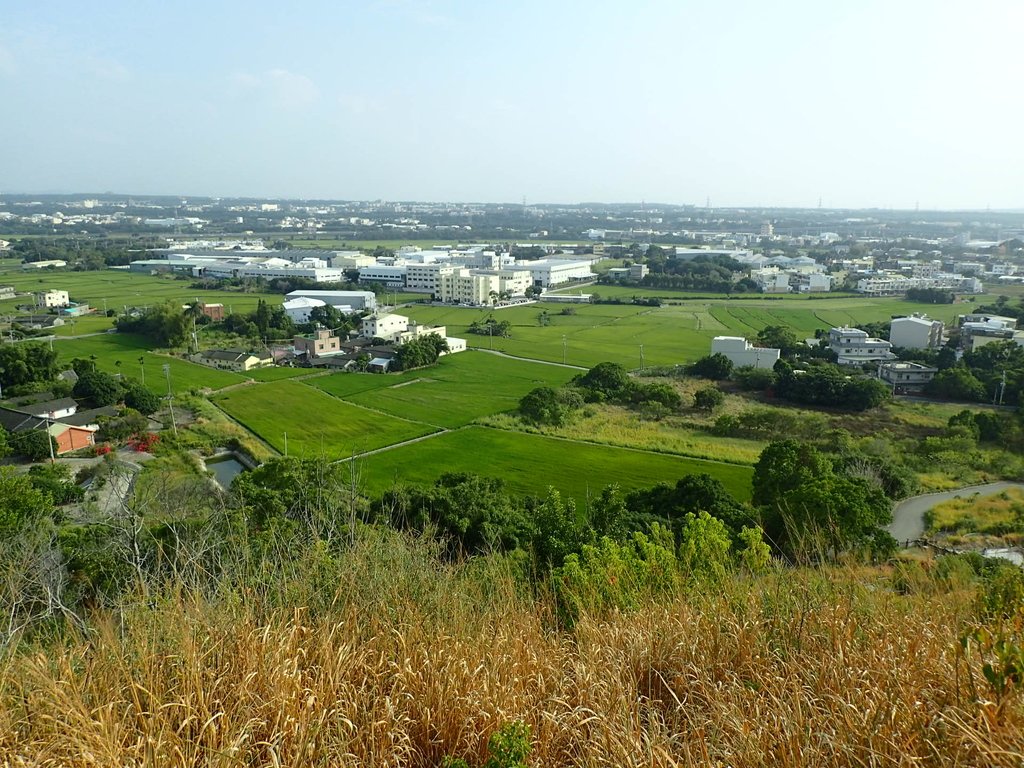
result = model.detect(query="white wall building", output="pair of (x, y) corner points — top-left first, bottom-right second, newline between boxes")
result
(329, 252), (376, 269)
(358, 264), (408, 287)
(36, 290), (69, 308)
(282, 296), (327, 323)
(710, 336), (780, 369)
(362, 313), (410, 342)
(829, 327), (894, 364)
(517, 258), (595, 288)
(406, 263), (457, 293)
(889, 315), (944, 349)
(285, 289), (377, 312)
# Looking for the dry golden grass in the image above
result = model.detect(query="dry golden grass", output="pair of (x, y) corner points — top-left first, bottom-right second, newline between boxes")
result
(1, 541), (1022, 768)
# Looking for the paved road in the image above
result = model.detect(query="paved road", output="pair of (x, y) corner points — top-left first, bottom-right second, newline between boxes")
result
(887, 481), (1024, 541)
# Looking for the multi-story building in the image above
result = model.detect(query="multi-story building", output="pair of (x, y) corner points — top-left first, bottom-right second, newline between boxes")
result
(361, 313), (411, 342)
(829, 327), (894, 364)
(406, 263), (457, 294)
(36, 290), (69, 308)
(856, 274), (984, 295)
(889, 315), (944, 350)
(358, 264), (408, 287)
(0, 286), (15, 300)
(293, 328), (342, 359)
(877, 361), (938, 392)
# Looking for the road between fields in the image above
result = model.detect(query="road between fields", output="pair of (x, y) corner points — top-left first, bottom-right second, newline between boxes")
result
(475, 348), (587, 370)
(887, 481), (1024, 542)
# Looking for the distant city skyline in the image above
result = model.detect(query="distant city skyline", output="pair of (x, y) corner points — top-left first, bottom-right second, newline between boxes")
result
(1, 1), (1021, 210)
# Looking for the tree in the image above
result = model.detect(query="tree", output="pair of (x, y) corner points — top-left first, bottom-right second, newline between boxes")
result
(574, 362), (632, 400)
(688, 353), (733, 380)
(756, 325), (802, 357)
(519, 386), (581, 426)
(123, 384), (161, 416)
(9, 429), (57, 462)
(693, 386), (725, 411)
(382, 473), (534, 554)
(753, 440), (892, 559)
(532, 487), (591, 568)
(926, 366), (987, 402)
(677, 510), (733, 580)
(392, 335), (448, 371)
(0, 427), (10, 459)
(0, 467), (52, 539)
(0, 343), (59, 390)
(73, 370), (123, 407)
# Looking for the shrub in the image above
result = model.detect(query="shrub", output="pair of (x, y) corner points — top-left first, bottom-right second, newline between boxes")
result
(693, 386), (725, 412)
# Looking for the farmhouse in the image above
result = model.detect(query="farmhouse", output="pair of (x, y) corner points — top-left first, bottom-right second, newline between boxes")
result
(36, 290), (70, 308)
(0, 406), (98, 455)
(877, 361), (937, 393)
(195, 349), (273, 372)
(828, 327), (894, 365)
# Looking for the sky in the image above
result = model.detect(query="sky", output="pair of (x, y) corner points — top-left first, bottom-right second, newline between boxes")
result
(0, 0), (1021, 209)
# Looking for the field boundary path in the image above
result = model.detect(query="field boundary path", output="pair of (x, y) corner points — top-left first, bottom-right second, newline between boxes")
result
(887, 481), (1024, 542)
(476, 348), (587, 370)
(335, 428), (450, 462)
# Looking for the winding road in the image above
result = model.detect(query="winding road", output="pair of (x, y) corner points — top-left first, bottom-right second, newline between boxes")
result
(887, 482), (1024, 542)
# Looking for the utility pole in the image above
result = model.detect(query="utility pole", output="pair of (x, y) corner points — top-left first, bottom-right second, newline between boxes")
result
(139, 356), (145, 385)
(562, 334), (567, 365)
(284, 431), (288, 457)
(639, 343), (645, 373)
(44, 416), (55, 463)
(162, 363), (178, 437)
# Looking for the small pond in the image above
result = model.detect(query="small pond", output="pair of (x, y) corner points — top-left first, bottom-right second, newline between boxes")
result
(207, 455), (246, 490)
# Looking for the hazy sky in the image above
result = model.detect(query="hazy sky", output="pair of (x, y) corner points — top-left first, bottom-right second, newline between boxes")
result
(0, 0), (1020, 208)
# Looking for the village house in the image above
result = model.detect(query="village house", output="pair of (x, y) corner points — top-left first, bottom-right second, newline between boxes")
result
(194, 348), (273, 372)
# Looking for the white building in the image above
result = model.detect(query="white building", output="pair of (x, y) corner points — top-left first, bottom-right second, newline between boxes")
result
(436, 268), (532, 306)
(285, 289), (377, 312)
(362, 313), (411, 342)
(829, 327), (894, 364)
(877, 361), (937, 392)
(406, 263), (457, 293)
(710, 336), (780, 369)
(329, 252), (376, 269)
(358, 264), (408, 287)
(517, 258), (595, 288)
(36, 290), (70, 308)
(889, 315), (944, 350)
(282, 296), (327, 324)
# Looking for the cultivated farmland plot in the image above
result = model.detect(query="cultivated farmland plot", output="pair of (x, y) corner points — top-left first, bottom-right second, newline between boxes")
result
(403, 296), (969, 368)
(311, 351), (578, 428)
(52, 333), (246, 393)
(355, 426), (754, 506)
(0, 268), (284, 316)
(213, 380), (438, 460)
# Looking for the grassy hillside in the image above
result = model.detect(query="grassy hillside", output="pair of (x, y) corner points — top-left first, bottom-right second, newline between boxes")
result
(2, 532), (1021, 766)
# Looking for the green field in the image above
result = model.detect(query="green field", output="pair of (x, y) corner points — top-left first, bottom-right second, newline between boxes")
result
(51, 333), (246, 394)
(0, 268), (285, 317)
(355, 426), (754, 505)
(399, 296), (968, 368)
(311, 351), (577, 428)
(213, 380), (437, 459)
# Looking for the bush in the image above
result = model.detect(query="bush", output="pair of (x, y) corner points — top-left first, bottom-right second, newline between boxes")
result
(693, 386), (725, 411)
(688, 353), (733, 380)
(732, 365), (777, 391)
